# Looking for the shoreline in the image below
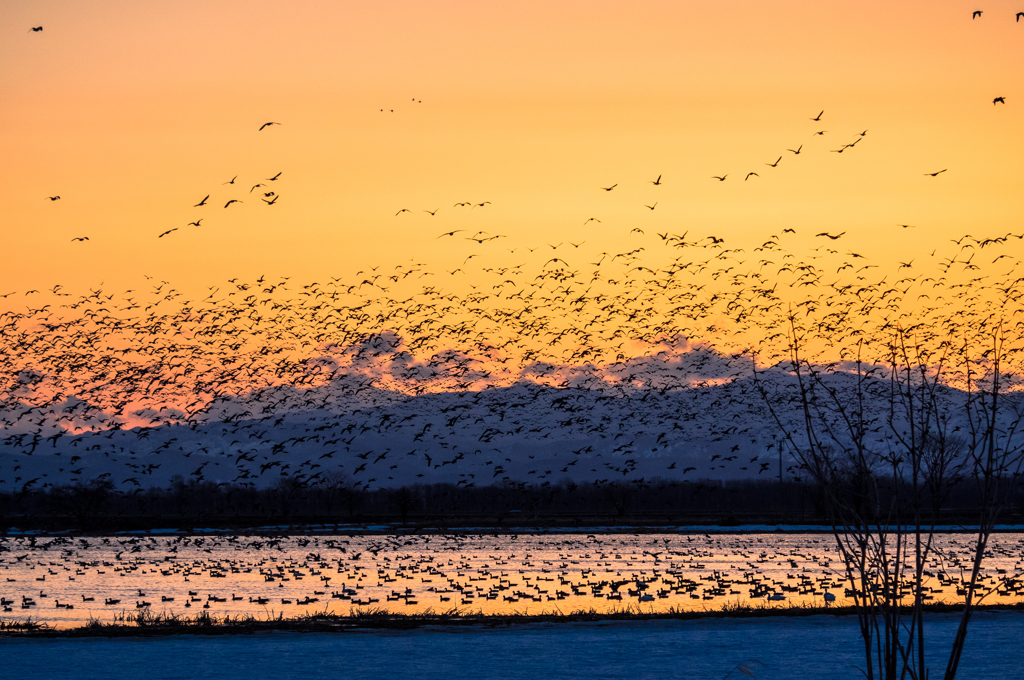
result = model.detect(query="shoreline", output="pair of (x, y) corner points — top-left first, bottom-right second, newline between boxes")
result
(4, 522), (1024, 537)
(4, 602), (1024, 638)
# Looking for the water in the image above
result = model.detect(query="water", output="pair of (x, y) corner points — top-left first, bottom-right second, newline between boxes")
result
(2, 532), (1023, 629)
(2, 614), (1023, 679)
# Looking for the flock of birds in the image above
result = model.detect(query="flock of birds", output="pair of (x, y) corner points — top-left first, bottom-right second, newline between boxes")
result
(3, 207), (1024, 492)
(2, 533), (1022, 627)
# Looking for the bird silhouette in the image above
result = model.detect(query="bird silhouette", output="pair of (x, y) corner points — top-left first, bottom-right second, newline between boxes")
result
(258, 122), (281, 131)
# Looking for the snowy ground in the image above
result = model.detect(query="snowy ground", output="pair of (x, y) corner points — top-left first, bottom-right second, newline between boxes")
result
(2, 612), (1022, 680)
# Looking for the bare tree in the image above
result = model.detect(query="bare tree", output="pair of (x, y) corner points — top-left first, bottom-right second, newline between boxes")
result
(753, 314), (1024, 680)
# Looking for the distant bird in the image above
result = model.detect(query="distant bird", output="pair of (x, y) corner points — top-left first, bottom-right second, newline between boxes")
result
(48, 196), (60, 201)
(649, 175), (663, 185)
(765, 157), (781, 168)
(584, 218), (601, 225)
(924, 169), (947, 176)
(224, 199), (242, 208)
(745, 172), (759, 181)
(262, 195), (279, 205)
(30, 27), (43, 32)
(972, 10), (982, 19)
(250, 184), (265, 193)
(1017, 12), (1024, 21)
(600, 184), (618, 191)
(70, 237), (89, 242)
(816, 232), (845, 240)
(424, 208), (439, 216)
(258, 122), (280, 131)
(813, 131), (827, 136)
(188, 219), (203, 227)
(194, 195), (209, 207)
(644, 203), (657, 210)
(437, 230), (464, 238)
(158, 228), (177, 238)
(474, 202), (491, 207)
(993, 97), (1006, 105)
(810, 111), (824, 121)
(266, 172), (282, 181)
(396, 209), (411, 216)
(223, 176), (237, 185)
(712, 175), (728, 181)
(787, 145), (803, 155)
(898, 224), (916, 229)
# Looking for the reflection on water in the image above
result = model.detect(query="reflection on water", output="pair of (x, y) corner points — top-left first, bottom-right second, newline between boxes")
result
(1, 532), (1022, 628)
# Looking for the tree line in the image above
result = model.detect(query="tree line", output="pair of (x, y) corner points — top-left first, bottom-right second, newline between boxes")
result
(1, 473), (1020, 531)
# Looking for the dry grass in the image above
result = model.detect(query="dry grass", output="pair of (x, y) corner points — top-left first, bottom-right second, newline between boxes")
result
(3, 600), (1022, 638)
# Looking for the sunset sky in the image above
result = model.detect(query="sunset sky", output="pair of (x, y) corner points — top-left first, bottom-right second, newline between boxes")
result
(3, 0), (1022, 301)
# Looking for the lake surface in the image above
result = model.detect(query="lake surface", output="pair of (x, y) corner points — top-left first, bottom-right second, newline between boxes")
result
(2, 532), (1022, 628)
(2, 613), (1023, 680)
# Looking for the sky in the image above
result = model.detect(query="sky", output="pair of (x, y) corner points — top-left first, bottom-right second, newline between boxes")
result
(2, 0), (1022, 300)
(3, 1), (1024, 491)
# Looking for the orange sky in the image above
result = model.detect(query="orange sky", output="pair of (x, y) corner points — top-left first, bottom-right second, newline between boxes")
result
(2, 0), (1022, 301)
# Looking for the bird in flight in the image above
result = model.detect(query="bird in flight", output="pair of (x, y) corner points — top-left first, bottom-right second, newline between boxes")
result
(1017, 12), (1024, 21)
(787, 145), (803, 155)
(250, 184), (265, 193)
(266, 172), (282, 181)
(48, 196), (60, 201)
(584, 218), (601, 225)
(30, 27), (43, 32)
(194, 195), (209, 207)
(474, 201), (491, 207)
(644, 202), (657, 210)
(70, 237), (89, 242)
(745, 172), (759, 181)
(258, 122), (280, 131)
(712, 174), (728, 181)
(810, 111), (824, 121)
(224, 199), (242, 208)
(972, 10), (982, 19)
(816, 231), (845, 240)
(262, 195), (279, 205)
(223, 176), (237, 185)
(158, 228), (178, 238)
(188, 219), (203, 227)
(423, 208), (439, 216)
(396, 209), (411, 216)
(649, 175), (663, 185)
(813, 130), (827, 136)
(924, 169), (947, 176)
(600, 184), (617, 191)
(993, 97), (1006, 105)
(765, 157), (781, 168)
(437, 230), (465, 238)
(898, 224), (916, 229)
